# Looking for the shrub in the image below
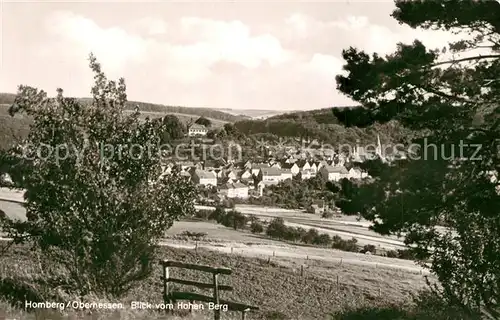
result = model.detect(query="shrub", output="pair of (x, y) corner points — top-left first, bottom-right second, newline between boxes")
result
(209, 206), (225, 223)
(180, 231), (207, 239)
(266, 217), (287, 239)
(194, 209), (212, 220)
(301, 228), (319, 244)
(322, 210), (334, 219)
(250, 220), (264, 234)
(220, 210), (247, 230)
(386, 250), (398, 258)
(332, 237), (359, 252)
(362, 244), (376, 254)
(312, 233), (331, 246)
(222, 198), (235, 209)
(283, 227), (303, 242)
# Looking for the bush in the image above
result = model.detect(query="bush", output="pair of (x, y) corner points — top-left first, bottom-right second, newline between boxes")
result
(362, 244), (376, 254)
(209, 206), (226, 223)
(322, 210), (334, 219)
(312, 233), (331, 246)
(283, 227), (303, 242)
(301, 228), (319, 244)
(220, 210), (247, 230)
(332, 237), (359, 252)
(194, 209), (212, 220)
(266, 217), (287, 239)
(180, 231), (207, 239)
(250, 220), (264, 234)
(386, 250), (398, 258)
(221, 198), (235, 209)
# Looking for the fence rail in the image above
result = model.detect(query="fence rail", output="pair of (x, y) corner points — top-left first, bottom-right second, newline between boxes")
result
(159, 259), (258, 320)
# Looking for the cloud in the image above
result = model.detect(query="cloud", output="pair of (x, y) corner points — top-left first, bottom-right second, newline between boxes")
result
(134, 17), (168, 35)
(41, 11), (294, 85)
(285, 13), (462, 56)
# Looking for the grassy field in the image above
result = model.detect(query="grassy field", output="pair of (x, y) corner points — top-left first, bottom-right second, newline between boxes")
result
(0, 244), (427, 320)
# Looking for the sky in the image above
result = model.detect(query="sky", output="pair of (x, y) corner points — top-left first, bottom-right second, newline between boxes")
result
(0, 0), (459, 111)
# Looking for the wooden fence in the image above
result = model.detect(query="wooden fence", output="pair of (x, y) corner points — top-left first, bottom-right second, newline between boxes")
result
(160, 259), (258, 320)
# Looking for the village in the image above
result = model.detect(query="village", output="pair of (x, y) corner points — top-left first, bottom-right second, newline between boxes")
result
(159, 122), (390, 205)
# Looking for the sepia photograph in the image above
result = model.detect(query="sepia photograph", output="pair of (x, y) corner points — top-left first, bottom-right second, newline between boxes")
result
(0, 0), (499, 319)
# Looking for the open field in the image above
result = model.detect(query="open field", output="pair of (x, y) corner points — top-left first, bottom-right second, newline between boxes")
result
(0, 243), (428, 320)
(0, 189), (428, 275)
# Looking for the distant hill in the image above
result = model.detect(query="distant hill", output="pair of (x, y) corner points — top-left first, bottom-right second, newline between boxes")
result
(0, 92), (250, 150)
(0, 93), (249, 122)
(233, 106), (412, 147)
(214, 108), (291, 119)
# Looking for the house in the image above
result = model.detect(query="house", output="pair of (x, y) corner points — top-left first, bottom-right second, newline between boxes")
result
(257, 167), (283, 184)
(188, 124), (209, 136)
(226, 170), (240, 181)
(309, 200), (326, 214)
(191, 169), (217, 186)
(295, 160), (311, 172)
(280, 162), (300, 176)
(244, 160), (252, 170)
(257, 181), (278, 197)
(347, 167), (365, 180)
(240, 170), (253, 181)
(251, 163), (270, 176)
(180, 171), (191, 180)
(280, 168), (293, 181)
(319, 165), (349, 181)
(309, 162), (318, 174)
(179, 161), (195, 171)
(219, 182), (249, 199)
(299, 169), (314, 180)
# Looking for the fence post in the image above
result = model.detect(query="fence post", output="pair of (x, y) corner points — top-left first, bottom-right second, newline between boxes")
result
(213, 273), (221, 320)
(336, 275), (339, 288)
(273, 251), (275, 257)
(300, 265), (304, 277)
(162, 262), (171, 312)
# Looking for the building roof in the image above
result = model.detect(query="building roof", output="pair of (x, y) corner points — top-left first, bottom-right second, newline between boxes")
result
(260, 167), (283, 176)
(251, 163), (270, 169)
(189, 124), (208, 131)
(220, 182), (248, 190)
(280, 162), (295, 169)
(322, 165), (349, 174)
(194, 169), (217, 179)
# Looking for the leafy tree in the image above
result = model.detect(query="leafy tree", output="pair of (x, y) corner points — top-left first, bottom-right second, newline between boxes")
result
(158, 114), (185, 142)
(266, 217), (287, 239)
(195, 116), (212, 127)
(0, 54), (196, 297)
(333, 1), (500, 317)
(220, 210), (247, 230)
(209, 205), (226, 223)
(250, 220), (264, 234)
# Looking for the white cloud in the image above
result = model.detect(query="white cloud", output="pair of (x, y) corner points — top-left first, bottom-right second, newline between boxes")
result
(41, 11), (293, 84)
(134, 17), (168, 35)
(45, 11), (146, 74)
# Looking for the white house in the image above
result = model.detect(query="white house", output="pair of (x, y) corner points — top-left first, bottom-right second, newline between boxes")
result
(299, 169), (314, 180)
(257, 167), (283, 184)
(319, 165), (349, 181)
(191, 169), (217, 186)
(280, 168), (293, 181)
(188, 124), (209, 137)
(280, 162), (300, 176)
(251, 163), (270, 176)
(219, 182), (249, 199)
(240, 170), (253, 181)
